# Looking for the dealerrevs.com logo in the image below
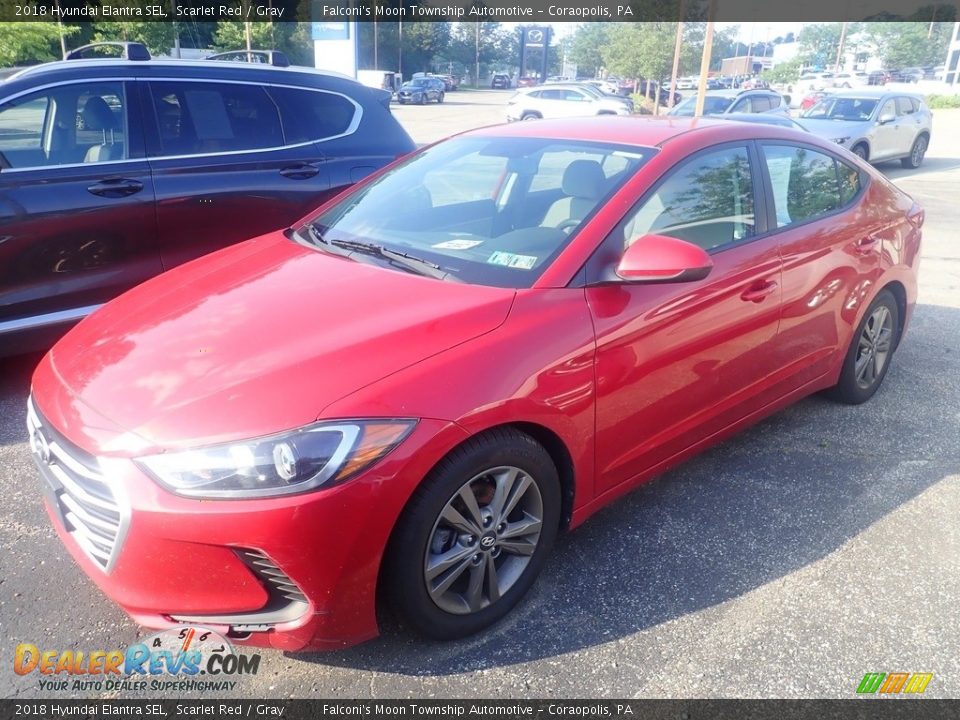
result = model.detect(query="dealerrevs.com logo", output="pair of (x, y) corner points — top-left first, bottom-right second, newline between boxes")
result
(15, 627), (260, 693)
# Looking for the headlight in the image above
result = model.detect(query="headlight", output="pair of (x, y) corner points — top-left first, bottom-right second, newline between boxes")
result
(137, 420), (416, 499)
(833, 136), (850, 144)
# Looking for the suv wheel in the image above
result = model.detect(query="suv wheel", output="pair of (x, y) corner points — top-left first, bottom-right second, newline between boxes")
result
(902, 135), (928, 169)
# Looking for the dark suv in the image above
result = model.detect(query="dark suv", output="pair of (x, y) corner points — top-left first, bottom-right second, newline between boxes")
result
(0, 44), (415, 354)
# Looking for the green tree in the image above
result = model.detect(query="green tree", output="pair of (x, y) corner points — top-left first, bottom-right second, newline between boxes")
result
(212, 21), (313, 66)
(763, 58), (802, 85)
(567, 23), (611, 79)
(797, 23), (843, 68)
(0, 22), (69, 66)
(864, 22), (954, 68)
(93, 22), (175, 55)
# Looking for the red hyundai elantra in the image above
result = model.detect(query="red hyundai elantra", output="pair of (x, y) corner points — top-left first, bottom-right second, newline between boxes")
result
(29, 117), (922, 651)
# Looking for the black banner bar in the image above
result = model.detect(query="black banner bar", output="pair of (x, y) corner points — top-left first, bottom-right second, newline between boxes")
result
(3, 700), (960, 720)
(0, 0), (957, 23)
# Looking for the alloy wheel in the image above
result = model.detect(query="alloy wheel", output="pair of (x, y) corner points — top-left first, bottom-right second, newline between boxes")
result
(911, 136), (927, 167)
(424, 466), (543, 615)
(855, 305), (894, 389)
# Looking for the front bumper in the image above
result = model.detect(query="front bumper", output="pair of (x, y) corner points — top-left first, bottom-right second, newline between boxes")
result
(28, 398), (465, 651)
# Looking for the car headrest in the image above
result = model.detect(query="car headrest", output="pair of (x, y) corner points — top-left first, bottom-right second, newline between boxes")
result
(82, 96), (117, 132)
(561, 159), (605, 200)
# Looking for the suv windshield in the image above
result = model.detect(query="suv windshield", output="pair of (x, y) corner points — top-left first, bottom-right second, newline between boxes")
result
(299, 137), (654, 288)
(803, 96), (879, 120)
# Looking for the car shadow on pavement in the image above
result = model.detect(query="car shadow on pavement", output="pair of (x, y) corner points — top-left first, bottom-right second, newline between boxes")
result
(0, 352), (42, 446)
(298, 302), (959, 676)
(876, 156), (960, 180)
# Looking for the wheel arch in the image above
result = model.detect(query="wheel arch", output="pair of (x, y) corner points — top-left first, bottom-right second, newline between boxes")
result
(880, 279), (908, 350)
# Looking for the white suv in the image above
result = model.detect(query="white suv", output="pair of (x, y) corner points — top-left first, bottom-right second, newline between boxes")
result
(506, 84), (632, 121)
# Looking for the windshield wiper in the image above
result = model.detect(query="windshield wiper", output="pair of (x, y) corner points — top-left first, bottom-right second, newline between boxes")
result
(307, 224), (460, 282)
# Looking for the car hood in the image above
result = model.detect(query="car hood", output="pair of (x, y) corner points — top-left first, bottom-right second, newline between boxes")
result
(799, 117), (873, 139)
(41, 233), (514, 453)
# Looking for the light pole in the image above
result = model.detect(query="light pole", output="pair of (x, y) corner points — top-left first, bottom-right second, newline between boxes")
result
(694, 0), (716, 117)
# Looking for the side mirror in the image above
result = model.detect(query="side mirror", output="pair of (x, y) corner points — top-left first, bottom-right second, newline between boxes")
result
(615, 234), (713, 283)
(878, 113), (896, 125)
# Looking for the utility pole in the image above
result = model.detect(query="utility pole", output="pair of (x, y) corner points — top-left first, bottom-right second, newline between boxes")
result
(475, 22), (480, 89)
(693, 0), (716, 117)
(54, 0), (67, 57)
(171, 0), (181, 58)
(668, 10), (685, 109)
(835, 21), (848, 73)
(398, 21), (403, 79)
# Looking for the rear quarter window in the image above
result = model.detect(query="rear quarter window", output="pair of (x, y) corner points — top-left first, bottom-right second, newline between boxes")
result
(267, 86), (358, 144)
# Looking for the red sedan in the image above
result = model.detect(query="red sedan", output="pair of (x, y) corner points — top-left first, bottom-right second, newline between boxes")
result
(29, 117), (922, 651)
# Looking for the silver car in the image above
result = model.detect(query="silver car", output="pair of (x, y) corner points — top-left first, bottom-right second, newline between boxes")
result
(800, 90), (932, 168)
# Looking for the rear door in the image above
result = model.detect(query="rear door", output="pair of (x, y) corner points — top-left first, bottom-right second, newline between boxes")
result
(0, 79), (159, 339)
(142, 78), (340, 270)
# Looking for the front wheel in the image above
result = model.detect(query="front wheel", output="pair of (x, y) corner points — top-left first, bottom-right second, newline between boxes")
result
(826, 289), (899, 405)
(385, 429), (561, 640)
(902, 135), (928, 169)
(437, 91), (445, 104)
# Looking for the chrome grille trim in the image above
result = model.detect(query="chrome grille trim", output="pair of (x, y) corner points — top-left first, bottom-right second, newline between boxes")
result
(27, 397), (130, 573)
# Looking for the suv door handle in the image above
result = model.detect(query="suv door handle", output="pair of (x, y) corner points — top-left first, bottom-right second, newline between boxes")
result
(740, 280), (778, 303)
(86, 178), (143, 198)
(280, 163), (321, 180)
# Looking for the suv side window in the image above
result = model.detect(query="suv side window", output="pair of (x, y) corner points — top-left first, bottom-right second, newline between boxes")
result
(896, 96), (916, 115)
(730, 96), (753, 113)
(762, 145), (843, 228)
(0, 81), (127, 169)
(621, 145), (755, 252)
(752, 95), (773, 112)
(148, 81), (282, 156)
(267, 86), (357, 144)
(878, 98), (897, 119)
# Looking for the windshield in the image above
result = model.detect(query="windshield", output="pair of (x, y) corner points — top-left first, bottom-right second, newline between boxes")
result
(670, 95), (734, 116)
(802, 96), (878, 120)
(299, 137), (654, 288)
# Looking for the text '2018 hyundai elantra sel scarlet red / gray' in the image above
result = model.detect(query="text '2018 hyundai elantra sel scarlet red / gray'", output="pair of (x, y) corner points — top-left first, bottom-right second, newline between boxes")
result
(29, 117), (922, 651)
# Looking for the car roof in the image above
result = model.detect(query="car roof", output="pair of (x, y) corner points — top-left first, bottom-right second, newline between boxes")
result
(827, 88), (923, 100)
(5, 57), (353, 83)
(465, 116), (808, 149)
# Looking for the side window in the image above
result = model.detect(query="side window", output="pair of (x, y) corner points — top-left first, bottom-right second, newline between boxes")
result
(752, 96), (773, 112)
(622, 145), (755, 252)
(541, 89), (564, 100)
(762, 145), (842, 228)
(731, 97), (752, 113)
(527, 90), (542, 99)
(878, 98), (897, 120)
(267, 87), (357, 144)
(0, 82), (127, 168)
(148, 81), (282, 156)
(896, 96), (915, 115)
(838, 161), (861, 205)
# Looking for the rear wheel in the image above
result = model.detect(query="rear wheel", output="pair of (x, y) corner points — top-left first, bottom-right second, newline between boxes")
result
(418, 94), (427, 105)
(385, 429), (560, 640)
(827, 289), (899, 405)
(902, 135), (928, 169)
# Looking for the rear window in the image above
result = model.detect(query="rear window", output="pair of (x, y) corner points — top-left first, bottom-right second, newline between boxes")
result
(149, 81), (283, 155)
(267, 86), (357, 143)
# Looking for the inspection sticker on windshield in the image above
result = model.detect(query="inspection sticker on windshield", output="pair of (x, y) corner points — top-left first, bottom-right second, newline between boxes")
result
(488, 251), (537, 270)
(432, 239), (484, 250)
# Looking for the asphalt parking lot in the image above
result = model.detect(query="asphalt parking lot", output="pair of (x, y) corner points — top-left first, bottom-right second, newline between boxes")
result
(2, 97), (959, 700)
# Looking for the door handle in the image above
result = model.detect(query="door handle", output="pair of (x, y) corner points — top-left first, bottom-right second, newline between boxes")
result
(855, 236), (880, 255)
(86, 178), (143, 198)
(740, 280), (778, 303)
(279, 163), (321, 180)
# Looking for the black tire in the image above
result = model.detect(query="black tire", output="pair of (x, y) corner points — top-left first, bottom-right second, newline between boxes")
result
(901, 134), (928, 169)
(520, 112), (540, 121)
(418, 94), (426, 106)
(438, 91), (445, 104)
(851, 143), (869, 161)
(384, 428), (561, 640)
(826, 289), (900, 405)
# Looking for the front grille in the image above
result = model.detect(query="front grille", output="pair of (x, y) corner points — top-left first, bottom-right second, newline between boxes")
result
(27, 398), (128, 573)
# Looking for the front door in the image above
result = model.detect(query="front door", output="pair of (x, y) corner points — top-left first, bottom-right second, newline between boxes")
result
(585, 144), (783, 494)
(0, 79), (159, 342)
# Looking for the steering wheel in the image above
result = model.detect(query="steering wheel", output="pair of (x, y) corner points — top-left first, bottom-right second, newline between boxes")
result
(555, 218), (581, 234)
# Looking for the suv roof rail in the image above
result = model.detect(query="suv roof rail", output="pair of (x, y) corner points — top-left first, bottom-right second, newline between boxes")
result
(207, 50), (291, 68)
(65, 42), (151, 62)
